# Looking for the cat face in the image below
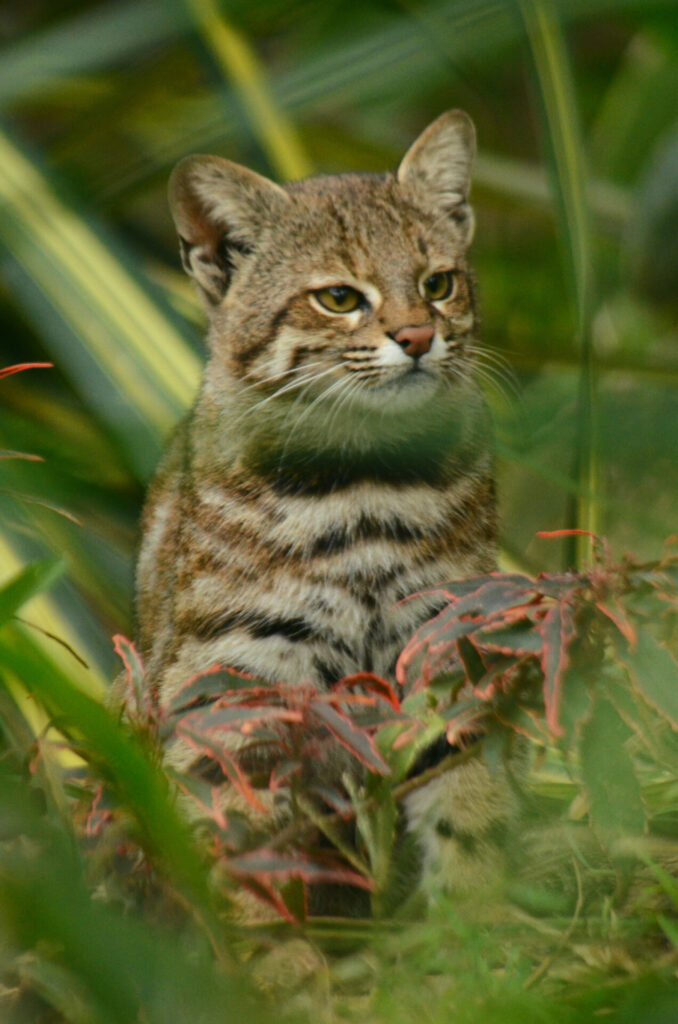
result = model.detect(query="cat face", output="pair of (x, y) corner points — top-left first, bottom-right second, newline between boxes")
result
(170, 111), (479, 413)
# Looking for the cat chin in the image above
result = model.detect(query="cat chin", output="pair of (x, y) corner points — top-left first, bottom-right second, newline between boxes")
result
(352, 371), (449, 412)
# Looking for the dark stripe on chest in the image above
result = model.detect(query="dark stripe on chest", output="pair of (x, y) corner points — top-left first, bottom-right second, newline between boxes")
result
(181, 607), (354, 658)
(309, 514), (426, 556)
(241, 401), (485, 496)
(258, 449), (474, 497)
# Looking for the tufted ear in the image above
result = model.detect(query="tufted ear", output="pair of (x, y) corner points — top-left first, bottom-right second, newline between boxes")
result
(397, 110), (476, 244)
(169, 155), (289, 305)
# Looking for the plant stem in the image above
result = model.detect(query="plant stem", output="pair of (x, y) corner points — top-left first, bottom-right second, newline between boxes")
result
(517, 0), (598, 568)
(269, 744), (480, 852)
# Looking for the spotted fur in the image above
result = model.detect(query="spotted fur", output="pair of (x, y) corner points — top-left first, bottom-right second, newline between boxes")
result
(133, 111), (515, 901)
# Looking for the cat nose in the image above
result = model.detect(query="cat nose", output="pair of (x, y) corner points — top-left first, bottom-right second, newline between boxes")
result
(391, 324), (435, 359)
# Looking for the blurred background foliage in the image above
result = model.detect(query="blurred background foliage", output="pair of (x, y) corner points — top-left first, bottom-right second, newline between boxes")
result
(1, 0), (678, 689)
(2, 1), (678, 1021)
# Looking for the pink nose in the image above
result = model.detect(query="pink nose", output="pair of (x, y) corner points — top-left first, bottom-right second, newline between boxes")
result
(392, 324), (435, 359)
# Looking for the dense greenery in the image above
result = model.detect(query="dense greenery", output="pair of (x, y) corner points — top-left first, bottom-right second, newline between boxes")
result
(2, 0), (678, 1021)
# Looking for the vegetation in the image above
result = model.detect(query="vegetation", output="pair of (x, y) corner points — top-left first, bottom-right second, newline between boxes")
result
(2, 0), (678, 1021)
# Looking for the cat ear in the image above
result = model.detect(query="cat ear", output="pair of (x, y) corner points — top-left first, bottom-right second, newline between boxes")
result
(397, 110), (476, 243)
(169, 155), (289, 305)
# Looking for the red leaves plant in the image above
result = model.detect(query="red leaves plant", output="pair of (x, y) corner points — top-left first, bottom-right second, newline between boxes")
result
(108, 650), (399, 918)
(397, 533), (678, 746)
(106, 532), (678, 916)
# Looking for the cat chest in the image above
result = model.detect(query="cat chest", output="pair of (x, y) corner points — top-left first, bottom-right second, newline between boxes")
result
(178, 477), (486, 685)
(193, 477), (473, 604)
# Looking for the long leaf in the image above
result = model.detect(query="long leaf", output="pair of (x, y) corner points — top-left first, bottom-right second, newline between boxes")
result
(539, 599), (577, 736)
(0, 558), (64, 630)
(579, 694), (645, 837)
(0, 125), (201, 481)
(0, 624), (221, 933)
(0, 0), (187, 105)
(517, 0), (598, 568)
(183, 0), (312, 181)
(0, 773), (262, 1024)
(615, 630), (678, 731)
(0, 531), (106, 697)
(313, 701), (390, 775)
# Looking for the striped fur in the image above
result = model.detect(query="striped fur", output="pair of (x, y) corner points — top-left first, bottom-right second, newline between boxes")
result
(134, 111), (516, 902)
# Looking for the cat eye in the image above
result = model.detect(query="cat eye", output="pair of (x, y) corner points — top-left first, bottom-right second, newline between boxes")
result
(313, 285), (363, 313)
(421, 270), (455, 302)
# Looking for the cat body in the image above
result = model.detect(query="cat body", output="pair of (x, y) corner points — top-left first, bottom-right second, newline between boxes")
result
(134, 112), (512, 898)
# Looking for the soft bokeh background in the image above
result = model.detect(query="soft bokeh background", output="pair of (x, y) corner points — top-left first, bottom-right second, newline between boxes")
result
(1, 0), (677, 695)
(2, 5), (678, 1022)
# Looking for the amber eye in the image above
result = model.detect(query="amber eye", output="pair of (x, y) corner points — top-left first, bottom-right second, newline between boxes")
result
(421, 271), (455, 302)
(313, 285), (363, 313)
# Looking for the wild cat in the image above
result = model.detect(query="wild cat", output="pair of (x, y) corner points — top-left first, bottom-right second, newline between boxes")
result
(131, 110), (518, 903)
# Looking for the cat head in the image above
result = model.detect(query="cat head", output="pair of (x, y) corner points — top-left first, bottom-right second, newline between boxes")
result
(170, 110), (479, 413)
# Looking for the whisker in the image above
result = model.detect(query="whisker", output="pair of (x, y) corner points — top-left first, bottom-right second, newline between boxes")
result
(469, 363), (516, 404)
(273, 365), (343, 438)
(277, 372), (356, 466)
(237, 361), (326, 396)
(469, 343), (517, 378)
(470, 351), (522, 405)
(228, 366), (337, 431)
(323, 375), (365, 443)
(289, 374), (351, 433)
(350, 368), (381, 378)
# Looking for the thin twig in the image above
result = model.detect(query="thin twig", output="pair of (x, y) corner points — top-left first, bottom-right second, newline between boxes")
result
(15, 616), (90, 668)
(390, 743), (479, 803)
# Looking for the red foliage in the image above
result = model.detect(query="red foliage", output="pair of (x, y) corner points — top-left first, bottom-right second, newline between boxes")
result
(108, 531), (678, 916)
(397, 533), (678, 751)
(0, 361), (53, 379)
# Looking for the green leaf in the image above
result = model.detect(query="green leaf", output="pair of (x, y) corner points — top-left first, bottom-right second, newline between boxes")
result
(496, 702), (550, 744)
(475, 622), (543, 655)
(615, 630), (678, 731)
(0, 0), (185, 105)
(112, 634), (146, 714)
(183, 0), (312, 181)
(557, 664), (592, 745)
(0, 625), (222, 938)
(539, 599), (577, 736)
(517, 0), (598, 566)
(0, 124), (201, 481)
(457, 635), (487, 685)
(0, 769), (262, 1024)
(658, 913), (678, 950)
(590, 27), (678, 185)
(168, 666), (264, 716)
(313, 701), (390, 776)
(481, 724), (510, 776)
(0, 558), (65, 630)
(643, 859), (678, 909)
(579, 695), (645, 838)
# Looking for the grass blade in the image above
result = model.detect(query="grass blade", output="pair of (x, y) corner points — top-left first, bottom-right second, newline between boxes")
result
(517, 0), (598, 567)
(0, 624), (227, 947)
(0, 531), (106, 696)
(0, 558), (65, 630)
(0, 125), (201, 480)
(0, 0), (185, 105)
(183, 0), (312, 180)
